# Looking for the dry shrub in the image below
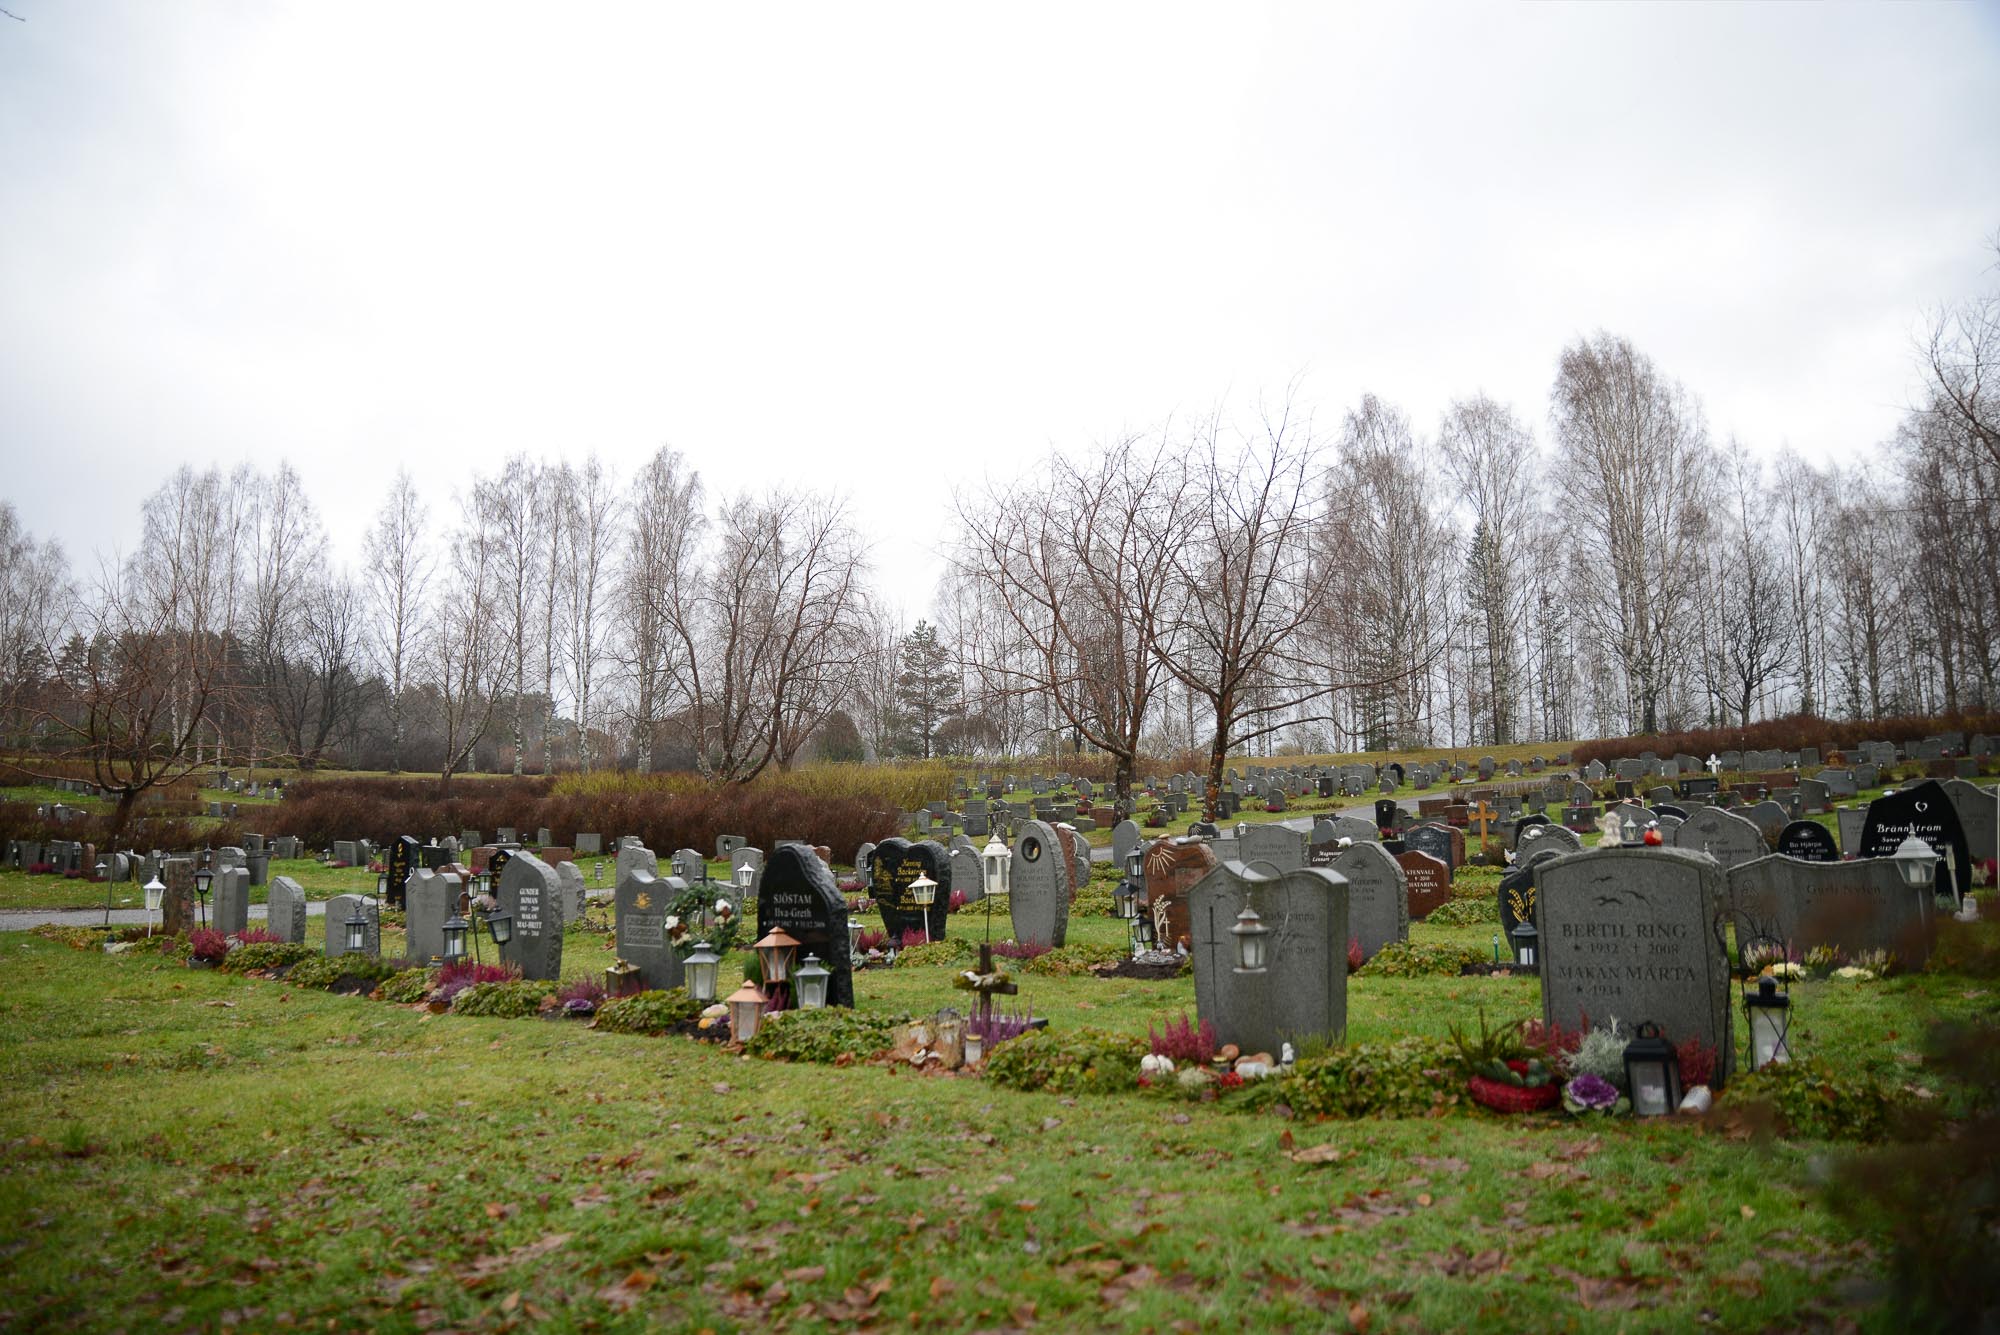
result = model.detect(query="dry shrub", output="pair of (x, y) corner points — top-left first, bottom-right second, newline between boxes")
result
(1570, 712), (2000, 770)
(269, 772), (899, 861)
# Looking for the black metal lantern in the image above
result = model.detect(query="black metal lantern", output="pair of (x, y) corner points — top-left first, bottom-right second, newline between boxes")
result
(484, 907), (514, 946)
(442, 911), (469, 964)
(1130, 908), (1156, 953)
(1743, 974), (1793, 1071)
(343, 907), (369, 954)
(192, 867), (214, 929)
(1231, 906), (1269, 975)
(1622, 1021), (1682, 1117)
(1510, 920), (1539, 968)
(1112, 876), (1137, 921)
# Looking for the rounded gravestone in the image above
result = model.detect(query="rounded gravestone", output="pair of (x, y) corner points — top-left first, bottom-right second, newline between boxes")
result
(1670, 806), (1768, 875)
(1009, 820), (1070, 949)
(1858, 780), (1973, 905)
(496, 850), (565, 981)
(1776, 820), (1839, 864)
(755, 844), (853, 1008)
(867, 837), (950, 944)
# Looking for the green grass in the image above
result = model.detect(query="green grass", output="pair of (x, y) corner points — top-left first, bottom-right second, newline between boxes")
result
(4, 894), (1991, 1330)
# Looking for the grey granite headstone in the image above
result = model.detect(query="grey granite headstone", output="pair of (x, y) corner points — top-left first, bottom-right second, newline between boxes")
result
(947, 841), (984, 905)
(1239, 822), (1307, 872)
(1009, 820), (1070, 948)
(716, 834), (747, 861)
(1536, 847), (1732, 1083)
(556, 860), (587, 920)
(616, 868), (687, 992)
(1190, 862), (1349, 1056)
(574, 833), (603, 855)
(325, 894), (381, 960)
(1111, 819), (1143, 870)
(730, 846), (765, 897)
(496, 851), (565, 981)
(267, 876), (307, 944)
(1313, 841), (1406, 961)
(406, 868), (455, 963)
(211, 867), (250, 937)
(1940, 779), (1997, 868)
(754, 844), (853, 1007)
(617, 841), (660, 885)
(1836, 806), (1866, 856)
(1670, 806), (1768, 875)
(1728, 854), (1934, 968)
(1517, 823), (1582, 866)
(1743, 801), (1789, 849)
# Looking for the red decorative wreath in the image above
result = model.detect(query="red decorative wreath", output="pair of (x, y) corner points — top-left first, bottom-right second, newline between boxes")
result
(1467, 1075), (1562, 1114)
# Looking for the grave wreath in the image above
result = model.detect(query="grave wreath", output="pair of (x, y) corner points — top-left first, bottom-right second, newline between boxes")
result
(665, 880), (745, 957)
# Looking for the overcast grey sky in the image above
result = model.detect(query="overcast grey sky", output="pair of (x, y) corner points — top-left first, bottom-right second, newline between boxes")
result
(3, 3), (1997, 618)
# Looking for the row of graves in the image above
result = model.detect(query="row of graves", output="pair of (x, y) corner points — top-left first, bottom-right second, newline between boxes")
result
(1125, 773), (1996, 1112)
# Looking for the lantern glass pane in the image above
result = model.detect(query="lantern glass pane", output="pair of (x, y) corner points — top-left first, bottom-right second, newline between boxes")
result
(1631, 1063), (1670, 1116)
(1750, 1008), (1790, 1068)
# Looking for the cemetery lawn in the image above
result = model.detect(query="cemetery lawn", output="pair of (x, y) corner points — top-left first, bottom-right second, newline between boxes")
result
(7, 918), (1987, 1331)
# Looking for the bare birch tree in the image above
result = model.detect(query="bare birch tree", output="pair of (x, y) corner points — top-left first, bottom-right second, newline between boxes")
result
(951, 432), (1193, 800)
(363, 470), (432, 772)
(1550, 333), (1717, 734)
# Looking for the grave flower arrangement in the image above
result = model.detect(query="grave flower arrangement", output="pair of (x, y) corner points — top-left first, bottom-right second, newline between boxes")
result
(1561, 1072), (1626, 1116)
(1451, 1009), (1561, 1113)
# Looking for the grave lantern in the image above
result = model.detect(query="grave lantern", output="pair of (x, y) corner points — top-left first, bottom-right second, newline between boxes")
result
(605, 960), (644, 999)
(964, 1028), (985, 1065)
(442, 911), (469, 964)
(734, 863), (756, 893)
(484, 906), (514, 946)
(793, 954), (831, 1010)
(908, 873), (937, 943)
(846, 917), (864, 958)
(1117, 850), (1144, 920)
(725, 978), (767, 1043)
(1891, 834), (1938, 892)
(143, 875), (164, 937)
(1510, 919), (1539, 968)
(343, 906), (369, 954)
(1622, 1021), (1682, 1117)
(192, 867), (214, 929)
(1231, 906), (1269, 975)
(981, 835), (1011, 899)
(375, 870), (389, 900)
(753, 926), (800, 985)
(1743, 973), (1793, 1071)
(1129, 907), (1156, 954)
(684, 941), (721, 1004)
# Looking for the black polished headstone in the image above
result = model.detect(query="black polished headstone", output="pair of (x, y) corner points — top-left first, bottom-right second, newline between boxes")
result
(755, 845), (854, 1007)
(868, 837), (949, 943)
(1776, 821), (1840, 863)
(1859, 780), (1972, 903)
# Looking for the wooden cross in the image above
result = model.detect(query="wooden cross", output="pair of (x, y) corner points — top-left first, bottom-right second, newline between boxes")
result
(970, 943), (1019, 1024)
(1466, 801), (1497, 845)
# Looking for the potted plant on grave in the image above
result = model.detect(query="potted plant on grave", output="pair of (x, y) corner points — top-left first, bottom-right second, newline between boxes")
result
(1450, 1009), (1561, 1113)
